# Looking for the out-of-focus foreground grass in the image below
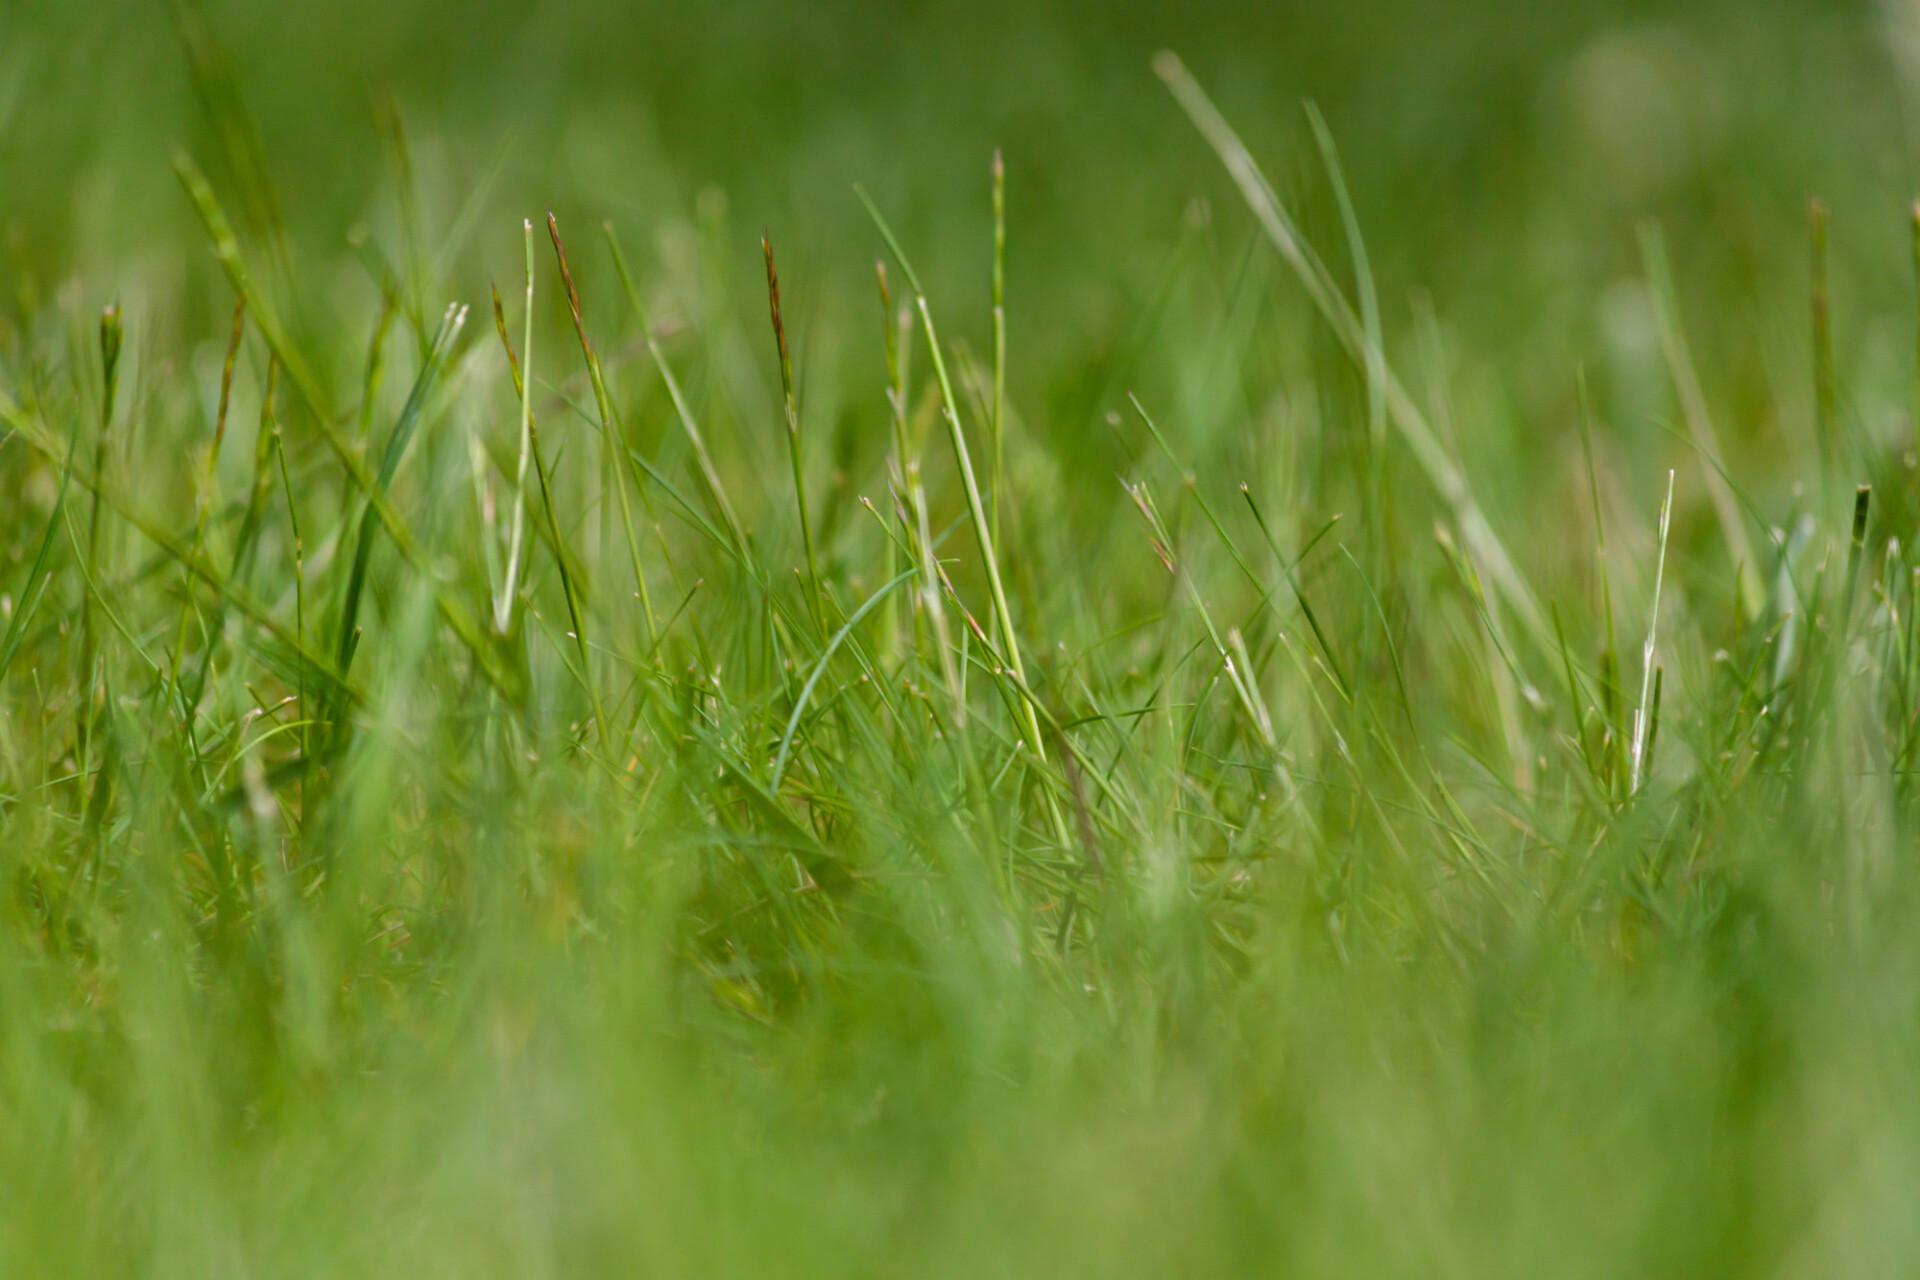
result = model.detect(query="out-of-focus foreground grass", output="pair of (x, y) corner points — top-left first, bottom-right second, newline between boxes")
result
(5, 0), (1920, 1273)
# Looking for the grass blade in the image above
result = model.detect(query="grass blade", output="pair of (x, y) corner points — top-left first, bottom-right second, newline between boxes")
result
(771, 568), (916, 789)
(762, 237), (824, 634)
(549, 211), (659, 655)
(1639, 222), (1765, 619)
(334, 303), (467, 677)
(605, 223), (749, 558)
(1155, 51), (1554, 663)
(1630, 470), (1674, 795)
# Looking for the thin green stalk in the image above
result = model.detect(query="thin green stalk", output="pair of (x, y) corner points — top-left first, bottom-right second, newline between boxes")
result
(990, 150), (1007, 554)
(762, 237), (823, 635)
(879, 260), (909, 666)
(334, 305), (465, 692)
(211, 296), (246, 458)
(1642, 665), (1664, 787)
(1841, 484), (1872, 638)
(911, 462), (1006, 895)
(492, 227), (607, 758)
(549, 212), (658, 658)
(605, 224), (749, 560)
(169, 310), (258, 795)
(172, 295), (246, 646)
(232, 355), (280, 591)
(272, 412), (308, 817)
(1305, 102), (1387, 560)
(918, 295), (1049, 754)
(880, 263), (913, 500)
(495, 222), (536, 635)
(78, 304), (124, 769)
(1239, 485), (1348, 698)
(1576, 365), (1624, 786)
(1630, 470), (1675, 795)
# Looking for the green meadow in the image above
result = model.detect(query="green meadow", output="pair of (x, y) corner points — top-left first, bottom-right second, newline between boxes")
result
(4, 0), (1920, 1272)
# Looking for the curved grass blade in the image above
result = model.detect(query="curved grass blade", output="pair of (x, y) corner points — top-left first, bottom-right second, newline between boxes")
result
(771, 567), (916, 790)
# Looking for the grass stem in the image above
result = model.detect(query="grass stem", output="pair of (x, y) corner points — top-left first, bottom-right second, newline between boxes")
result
(762, 237), (824, 635)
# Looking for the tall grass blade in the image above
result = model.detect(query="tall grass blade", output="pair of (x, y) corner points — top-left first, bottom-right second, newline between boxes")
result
(606, 224), (749, 559)
(548, 211), (659, 655)
(334, 303), (467, 678)
(1630, 470), (1674, 795)
(1638, 222), (1766, 619)
(763, 237), (824, 633)
(1155, 51), (1553, 660)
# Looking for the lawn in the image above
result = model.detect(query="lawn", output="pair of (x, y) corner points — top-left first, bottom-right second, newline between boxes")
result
(3, 1), (1920, 1273)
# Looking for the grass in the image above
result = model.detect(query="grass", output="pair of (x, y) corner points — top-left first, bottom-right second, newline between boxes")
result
(6, 7), (1920, 1274)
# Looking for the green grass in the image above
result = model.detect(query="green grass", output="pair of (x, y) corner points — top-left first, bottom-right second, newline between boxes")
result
(6, 4), (1920, 1274)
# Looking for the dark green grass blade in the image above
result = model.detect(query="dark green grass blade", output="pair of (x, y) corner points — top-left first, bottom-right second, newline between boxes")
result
(334, 303), (467, 678)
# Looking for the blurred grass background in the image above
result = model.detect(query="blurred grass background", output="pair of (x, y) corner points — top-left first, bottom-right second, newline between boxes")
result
(6, 0), (1915, 466)
(5, 1), (1920, 1275)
